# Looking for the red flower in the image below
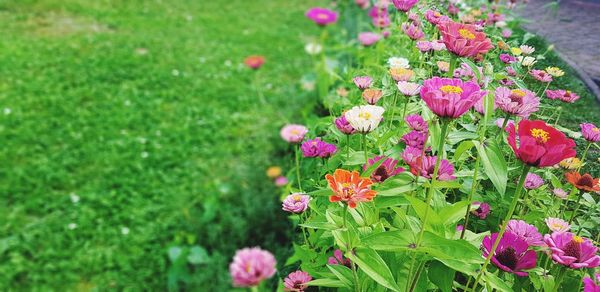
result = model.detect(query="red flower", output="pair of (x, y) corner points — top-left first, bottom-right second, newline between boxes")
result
(565, 172), (600, 192)
(244, 55), (265, 69)
(437, 21), (493, 58)
(507, 120), (576, 167)
(325, 169), (377, 208)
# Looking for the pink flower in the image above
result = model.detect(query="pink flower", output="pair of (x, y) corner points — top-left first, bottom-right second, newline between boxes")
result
(353, 76), (373, 90)
(482, 232), (537, 276)
(545, 217), (570, 233)
(431, 40), (446, 51)
(524, 173), (544, 189)
(553, 188), (568, 199)
(397, 81), (421, 96)
(502, 29), (513, 38)
(530, 69), (553, 83)
(405, 114), (428, 132)
(229, 247), (277, 287)
(499, 53), (516, 64)
(499, 78), (514, 86)
(358, 32), (381, 46)
(362, 88), (383, 104)
(546, 89), (581, 103)
(506, 219), (544, 246)
(327, 249), (352, 268)
(425, 10), (449, 25)
(363, 156), (405, 182)
(495, 118), (514, 128)
(402, 22), (424, 40)
(391, 0), (418, 12)
(305, 7), (338, 26)
(335, 114), (356, 135)
(275, 176), (289, 186)
(369, 6), (390, 28)
(419, 77), (486, 119)
(355, 0), (370, 9)
(282, 193), (311, 214)
(402, 146), (422, 166)
(544, 232), (600, 269)
(583, 274), (600, 292)
(437, 21), (493, 58)
(280, 124), (308, 143)
(416, 41), (432, 52)
(409, 155), (456, 181)
(448, 3), (459, 15)
(401, 130), (427, 149)
(471, 201), (491, 219)
(284, 271), (312, 292)
(301, 138), (337, 158)
(581, 123), (600, 142)
(495, 87), (540, 118)
(506, 66), (517, 76)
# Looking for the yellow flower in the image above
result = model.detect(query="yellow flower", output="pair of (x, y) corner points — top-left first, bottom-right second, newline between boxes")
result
(546, 67), (564, 77)
(266, 166), (282, 178)
(511, 47), (522, 56)
(559, 157), (582, 170)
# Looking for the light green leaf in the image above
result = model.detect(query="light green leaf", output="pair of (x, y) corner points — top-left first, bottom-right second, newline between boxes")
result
(327, 265), (354, 288)
(347, 247), (402, 292)
(307, 278), (346, 288)
(428, 261), (455, 292)
(474, 139), (507, 195)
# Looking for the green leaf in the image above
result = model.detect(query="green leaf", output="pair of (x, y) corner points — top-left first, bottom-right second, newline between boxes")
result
(461, 58), (481, 82)
(361, 230), (415, 251)
(482, 271), (513, 292)
(347, 247), (402, 292)
(187, 246), (209, 265)
(308, 188), (332, 197)
(447, 131), (478, 145)
(420, 232), (483, 264)
(327, 265), (354, 288)
(474, 139), (507, 195)
(453, 140), (475, 162)
(428, 261), (455, 292)
(300, 222), (337, 230)
(307, 278), (346, 288)
(438, 200), (471, 225)
(404, 196), (443, 231)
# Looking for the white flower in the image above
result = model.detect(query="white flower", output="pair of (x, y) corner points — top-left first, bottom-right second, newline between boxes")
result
(121, 227), (130, 235)
(518, 56), (537, 67)
(304, 42), (322, 55)
(495, 21), (507, 28)
(344, 105), (385, 133)
(68, 223), (77, 230)
(388, 57), (410, 69)
(519, 45), (535, 55)
(396, 81), (421, 96)
(70, 193), (80, 204)
(4, 108), (11, 115)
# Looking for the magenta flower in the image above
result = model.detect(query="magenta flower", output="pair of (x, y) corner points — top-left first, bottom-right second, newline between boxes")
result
(530, 69), (553, 83)
(409, 155), (456, 181)
(283, 271), (312, 292)
(424, 10), (449, 25)
(544, 232), (600, 269)
(405, 114), (428, 132)
(369, 6), (390, 28)
(545, 217), (570, 233)
(506, 219), (544, 246)
(546, 89), (580, 103)
(506, 66), (517, 76)
(581, 123), (600, 143)
(275, 176), (289, 187)
(327, 249), (352, 268)
(305, 7), (338, 26)
(335, 114), (356, 135)
(353, 76), (373, 90)
(402, 146), (422, 166)
(358, 32), (381, 46)
(282, 193), (311, 214)
(494, 87), (540, 118)
(583, 273), (600, 292)
(499, 78), (514, 86)
(453, 62), (484, 85)
(448, 3), (459, 15)
(420, 77), (486, 119)
(301, 138), (337, 158)
(482, 232), (537, 276)
(402, 22), (424, 40)
(437, 21), (493, 58)
(229, 247), (277, 287)
(363, 156), (405, 183)
(391, 0), (418, 12)
(281, 124), (308, 143)
(401, 130), (427, 149)
(524, 173), (544, 190)
(499, 53), (516, 64)
(471, 201), (491, 219)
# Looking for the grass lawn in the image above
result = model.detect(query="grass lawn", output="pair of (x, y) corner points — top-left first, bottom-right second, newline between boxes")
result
(0, 0), (320, 289)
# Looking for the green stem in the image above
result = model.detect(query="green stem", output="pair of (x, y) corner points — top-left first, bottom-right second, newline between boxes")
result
(553, 107), (562, 126)
(460, 153), (481, 239)
(553, 266), (567, 292)
(362, 134), (369, 165)
(568, 191), (583, 225)
(389, 91), (399, 128)
(300, 212), (312, 248)
(577, 143), (592, 172)
(448, 55), (458, 78)
(498, 113), (511, 142)
(469, 164), (531, 292)
(346, 135), (351, 161)
(343, 204), (360, 292)
(295, 146), (303, 192)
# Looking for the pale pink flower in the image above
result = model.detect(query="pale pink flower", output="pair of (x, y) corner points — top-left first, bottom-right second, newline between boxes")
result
(530, 69), (553, 83)
(581, 123), (600, 142)
(545, 217), (570, 233)
(230, 247), (276, 287)
(280, 124), (308, 143)
(397, 81), (421, 96)
(284, 271), (312, 292)
(495, 87), (540, 118)
(358, 32), (381, 46)
(402, 22), (424, 40)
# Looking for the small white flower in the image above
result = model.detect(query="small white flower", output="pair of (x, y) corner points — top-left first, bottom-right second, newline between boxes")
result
(519, 45), (535, 55)
(70, 193), (80, 204)
(495, 21), (507, 28)
(396, 81), (421, 96)
(121, 227), (130, 235)
(3, 108), (11, 115)
(518, 56), (537, 67)
(141, 152), (149, 158)
(171, 69), (180, 76)
(224, 60), (232, 67)
(344, 105), (385, 133)
(388, 57), (410, 69)
(304, 42), (322, 55)
(124, 100), (131, 106)
(68, 223), (77, 230)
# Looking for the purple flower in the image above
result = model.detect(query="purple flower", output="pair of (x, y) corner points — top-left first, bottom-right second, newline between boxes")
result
(405, 114), (428, 132)
(544, 232), (600, 269)
(581, 123), (600, 143)
(471, 202), (490, 219)
(301, 138), (337, 158)
(391, 0), (419, 12)
(275, 176), (289, 187)
(369, 6), (390, 28)
(327, 249), (352, 268)
(282, 193), (311, 214)
(506, 219), (544, 246)
(402, 146), (422, 166)
(305, 7), (338, 26)
(229, 247), (277, 287)
(284, 271), (312, 292)
(524, 173), (544, 190)
(363, 156), (405, 183)
(401, 130), (427, 149)
(402, 22), (424, 40)
(358, 32), (381, 46)
(583, 273), (600, 292)
(499, 53), (516, 64)
(353, 76), (373, 90)
(482, 232), (537, 276)
(335, 114), (356, 135)
(409, 155), (456, 181)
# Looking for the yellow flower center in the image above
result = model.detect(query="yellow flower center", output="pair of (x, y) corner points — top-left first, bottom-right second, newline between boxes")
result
(246, 263), (252, 272)
(359, 112), (372, 120)
(290, 129), (300, 135)
(459, 29), (475, 40)
(593, 128), (600, 132)
(530, 128), (550, 143)
(293, 194), (302, 202)
(434, 12), (441, 17)
(551, 223), (563, 229)
(511, 89), (526, 97)
(572, 236), (584, 244)
(440, 85), (463, 94)
(316, 13), (329, 20)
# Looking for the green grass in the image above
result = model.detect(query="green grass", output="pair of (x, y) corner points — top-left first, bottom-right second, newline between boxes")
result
(0, 0), (320, 289)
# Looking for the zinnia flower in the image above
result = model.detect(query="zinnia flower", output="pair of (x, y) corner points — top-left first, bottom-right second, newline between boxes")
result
(546, 66), (564, 77)
(482, 232), (537, 276)
(229, 247), (277, 287)
(559, 157), (582, 170)
(402, 22), (424, 40)
(545, 217), (570, 233)
(506, 219), (544, 246)
(530, 69), (553, 83)
(391, 0), (418, 12)
(583, 274), (600, 292)
(362, 88), (383, 104)
(416, 41), (432, 52)
(524, 173), (544, 190)
(282, 193), (311, 214)
(328, 249), (352, 268)
(280, 124), (308, 143)
(502, 29), (513, 38)
(401, 130), (427, 149)
(304, 42), (322, 55)
(409, 155), (456, 181)
(335, 114), (356, 135)
(437, 21), (493, 58)
(325, 169), (377, 208)
(520, 45), (535, 55)
(437, 61), (450, 72)
(471, 201), (491, 219)
(495, 87), (540, 118)
(358, 32), (381, 46)
(518, 56), (537, 66)
(284, 271), (312, 292)
(581, 123), (600, 142)
(544, 232), (600, 269)
(553, 188), (568, 199)
(389, 68), (414, 82)
(425, 10), (450, 25)
(388, 57), (410, 69)
(344, 105), (385, 133)
(244, 55), (265, 69)
(305, 7), (338, 26)
(420, 77), (486, 119)
(405, 114), (428, 132)
(266, 166), (282, 178)
(506, 120), (576, 167)
(402, 146), (422, 166)
(363, 156), (405, 183)
(353, 76), (373, 90)
(499, 53), (516, 64)
(565, 172), (600, 192)
(301, 138), (337, 158)
(397, 81), (421, 96)
(275, 176), (289, 187)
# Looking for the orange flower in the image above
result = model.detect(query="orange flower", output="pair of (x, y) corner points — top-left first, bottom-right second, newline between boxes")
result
(325, 169), (377, 208)
(565, 172), (600, 192)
